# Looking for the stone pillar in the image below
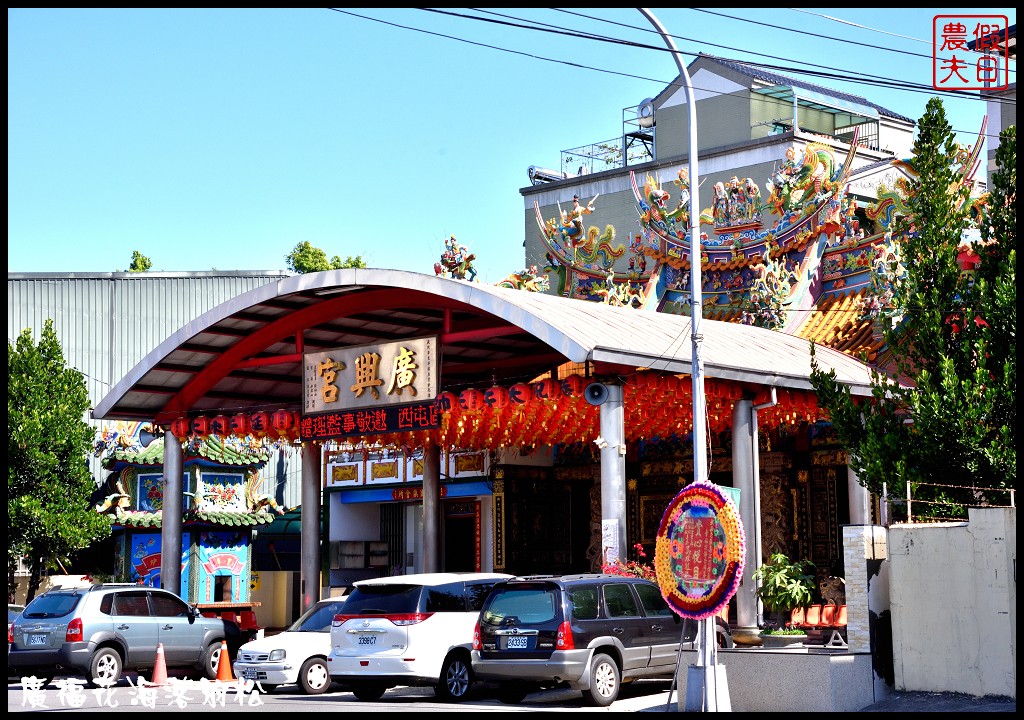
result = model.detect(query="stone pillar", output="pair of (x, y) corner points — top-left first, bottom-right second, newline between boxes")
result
(731, 399), (760, 644)
(598, 384), (626, 565)
(847, 466), (871, 525)
(300, 441), (321, 613)
(422, 443), (441, 573)
(842, 524), (891, 701)
(161, 428), (184, 595)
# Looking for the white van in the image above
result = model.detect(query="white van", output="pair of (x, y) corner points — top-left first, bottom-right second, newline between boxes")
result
(326, 572), (510, 702)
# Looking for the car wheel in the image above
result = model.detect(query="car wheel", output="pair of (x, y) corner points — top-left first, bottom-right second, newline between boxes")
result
(88, 647), (123, 688)
(583, 652), (620, 707)
(434, 652), (473, 702)
(496, 683), (530, 704)
(298, 657), (331, 695)
(200, 642), (222, 680)
(352, 685), (387, 701)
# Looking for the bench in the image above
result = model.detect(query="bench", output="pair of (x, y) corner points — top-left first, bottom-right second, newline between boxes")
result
(789, 603), (847, 646)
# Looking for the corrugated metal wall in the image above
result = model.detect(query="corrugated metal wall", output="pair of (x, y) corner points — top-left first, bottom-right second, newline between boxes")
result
(7, 271), (303, 510)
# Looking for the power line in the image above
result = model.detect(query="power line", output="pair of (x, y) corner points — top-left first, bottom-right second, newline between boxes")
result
(332, 9), (1008, 141)
(786, 8), (933, 47)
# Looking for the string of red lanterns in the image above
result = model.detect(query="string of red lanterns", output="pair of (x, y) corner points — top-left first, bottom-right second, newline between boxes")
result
(167, 409), (301, 442)
(160, 374), (825, 450)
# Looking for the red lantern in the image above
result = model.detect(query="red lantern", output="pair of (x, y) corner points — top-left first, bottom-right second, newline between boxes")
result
(170, 418), (190, 438)
(533, 378), (562, 401)
(560, 374), (586, 397)
(436, 391), (460, 412)
(272, 409), (294, 433)
(459, 389), (485, 412)
(484, 385), (510, 410)
(190, 416), (210, 437)
(210, 415), (230, 436)
(249, 411), (271, 435)
(509, 383), (534, 406)
(229, 413), (251, 436)
(635, 371), (659, 390)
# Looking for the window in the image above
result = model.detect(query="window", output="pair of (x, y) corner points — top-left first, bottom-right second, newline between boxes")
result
(603, 583), (639, 618)
(22, 593), (81, 619)
(634, 582), (673, 617)
(481, 587), (558, 625)
(465, 582), (499, 612)
(343, 584), (422, 615)
(112, 592), (151, 617)
(425, 582), (466, 612)
(150, 592), (189, 618)
(569, 586), (599, 620)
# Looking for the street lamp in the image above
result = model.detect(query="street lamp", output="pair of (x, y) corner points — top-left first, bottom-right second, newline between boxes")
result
(637, 8), (728, 713)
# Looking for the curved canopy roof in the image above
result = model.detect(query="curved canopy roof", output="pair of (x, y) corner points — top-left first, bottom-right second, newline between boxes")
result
(93, 269), (876, 426)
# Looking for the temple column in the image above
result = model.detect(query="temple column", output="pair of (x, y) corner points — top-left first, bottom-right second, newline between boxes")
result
(300, 441), (321, 613)
(422, 443), (442, 573)
(160, 427), (184, 596)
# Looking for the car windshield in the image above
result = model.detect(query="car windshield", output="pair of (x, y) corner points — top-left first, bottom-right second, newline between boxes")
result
(342, 584), (423, 615)
(291, 599), (348, 632)
(481, 586), (559, 625)
(8, 605), (25, 623)
(21, 593), (81, 619)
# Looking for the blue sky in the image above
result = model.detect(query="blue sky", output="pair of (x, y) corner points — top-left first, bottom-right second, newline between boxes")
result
(8, 8), (1016, 283)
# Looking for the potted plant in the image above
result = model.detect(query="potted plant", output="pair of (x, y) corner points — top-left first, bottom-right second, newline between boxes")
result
(753, 552), (816, 645)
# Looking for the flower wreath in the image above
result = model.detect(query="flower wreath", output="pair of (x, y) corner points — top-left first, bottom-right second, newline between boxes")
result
(654, 480), (745, 620)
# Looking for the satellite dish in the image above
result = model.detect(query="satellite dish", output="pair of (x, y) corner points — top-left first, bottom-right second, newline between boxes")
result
(585, 383), (610, 406)
(637, 98), (655, 128)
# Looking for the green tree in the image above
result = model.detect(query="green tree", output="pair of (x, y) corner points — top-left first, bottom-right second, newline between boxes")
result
(809, 99), (1015, 520)
(128, 250), (153, 272)
(285, 241), (366, 273)
(8, 320), (112, 603)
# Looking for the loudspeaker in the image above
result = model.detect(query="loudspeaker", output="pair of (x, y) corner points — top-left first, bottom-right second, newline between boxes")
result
(585, 382), (610, 406)
(139, 427), (160, 447)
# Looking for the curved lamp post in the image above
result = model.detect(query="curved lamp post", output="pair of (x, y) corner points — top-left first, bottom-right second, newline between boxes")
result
(637, 8), (729, 713)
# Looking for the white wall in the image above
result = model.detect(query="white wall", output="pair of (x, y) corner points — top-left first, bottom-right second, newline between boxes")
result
(328, 495), (379, 540)
(887, 508), (1016, 698)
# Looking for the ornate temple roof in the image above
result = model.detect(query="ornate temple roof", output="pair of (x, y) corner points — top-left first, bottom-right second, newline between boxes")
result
(110, 508), (279, 529)
(100, 431), (273, 471)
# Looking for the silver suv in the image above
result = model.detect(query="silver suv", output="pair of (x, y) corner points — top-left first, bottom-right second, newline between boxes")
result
(8, 584), (240, 687)
(472, 573), (718, 707)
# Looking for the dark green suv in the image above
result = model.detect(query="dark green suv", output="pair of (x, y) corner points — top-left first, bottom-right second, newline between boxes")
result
(472, 573), (727, 707)
(8, 584), (240, 687)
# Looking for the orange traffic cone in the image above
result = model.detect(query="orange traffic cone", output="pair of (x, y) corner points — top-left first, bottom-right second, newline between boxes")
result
(150, 642), (168, 686)
(216, 640), (234, 682)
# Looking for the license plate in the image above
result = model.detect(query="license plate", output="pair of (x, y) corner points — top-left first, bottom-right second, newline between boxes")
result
(505, 635), (529, 650)
(27, 634), (47, 647)
(242, 669), (260, 680)
(357, 635), (377, 646)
